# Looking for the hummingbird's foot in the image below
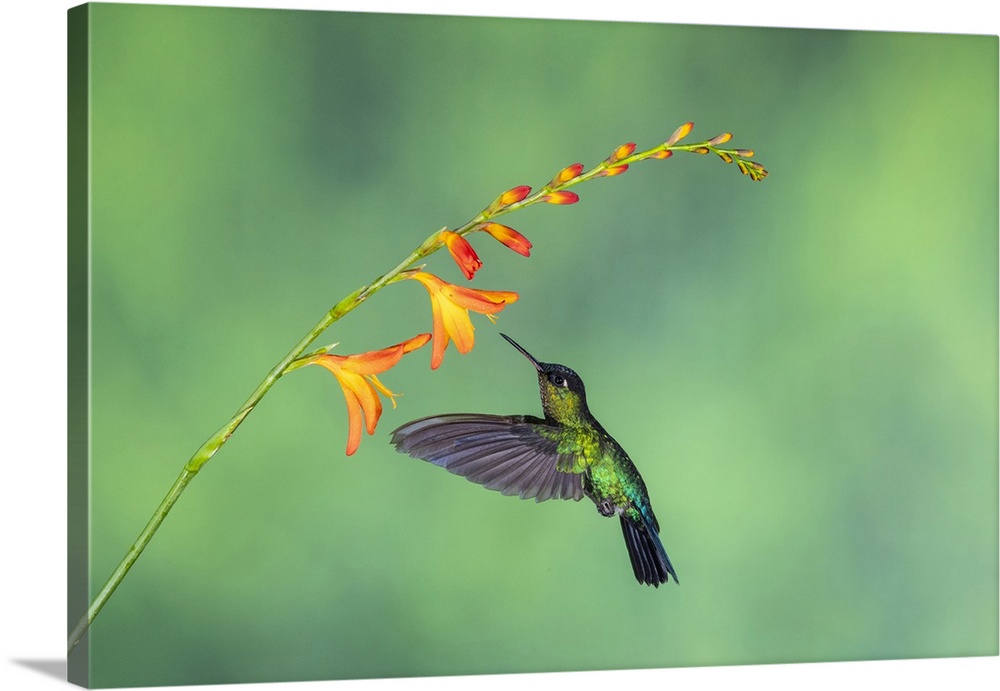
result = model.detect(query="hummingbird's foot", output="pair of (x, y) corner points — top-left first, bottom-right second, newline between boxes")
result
(596, 499), (616, 517)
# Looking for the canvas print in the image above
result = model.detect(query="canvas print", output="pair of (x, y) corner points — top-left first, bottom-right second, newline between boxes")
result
(67, 3), (998, 688)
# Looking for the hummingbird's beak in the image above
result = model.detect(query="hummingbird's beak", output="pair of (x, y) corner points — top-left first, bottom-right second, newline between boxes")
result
(500, 333), (542, 371)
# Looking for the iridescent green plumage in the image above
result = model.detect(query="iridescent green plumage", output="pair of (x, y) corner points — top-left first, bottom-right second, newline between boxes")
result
(391, 334), (678, 587)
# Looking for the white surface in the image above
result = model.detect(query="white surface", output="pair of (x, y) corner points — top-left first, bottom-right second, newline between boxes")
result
(1, 2), (996, 690)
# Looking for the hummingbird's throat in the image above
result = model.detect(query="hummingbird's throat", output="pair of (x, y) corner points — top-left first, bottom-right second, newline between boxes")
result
(540, 379), (588, 426)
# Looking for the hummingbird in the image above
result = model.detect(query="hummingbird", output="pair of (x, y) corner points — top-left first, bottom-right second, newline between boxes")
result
(390, 333), (678, 587)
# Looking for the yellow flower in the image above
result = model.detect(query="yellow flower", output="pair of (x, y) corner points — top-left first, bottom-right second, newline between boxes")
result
(310, 334), (430, 455)
(407, 271), (518, 370)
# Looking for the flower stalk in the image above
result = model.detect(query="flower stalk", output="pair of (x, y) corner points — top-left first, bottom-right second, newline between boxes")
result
(68, 122), (766, 655)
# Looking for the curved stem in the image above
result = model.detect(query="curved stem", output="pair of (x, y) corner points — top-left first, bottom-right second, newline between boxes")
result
(67, 465), (195, 654)
(68, 238), (436, 655)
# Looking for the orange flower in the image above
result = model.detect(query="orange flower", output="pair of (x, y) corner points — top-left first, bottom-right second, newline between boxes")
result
(440, 230), (482, 280)
(310, 334), (431, 455)
(408, 271), (518, 370)
(480, 222), (531, 257)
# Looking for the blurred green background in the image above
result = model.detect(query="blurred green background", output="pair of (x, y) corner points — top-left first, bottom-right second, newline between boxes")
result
(79, 3), (997, 688)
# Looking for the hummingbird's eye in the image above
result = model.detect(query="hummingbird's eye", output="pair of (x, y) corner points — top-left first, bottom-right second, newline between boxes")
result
(551, 374), (567, 388)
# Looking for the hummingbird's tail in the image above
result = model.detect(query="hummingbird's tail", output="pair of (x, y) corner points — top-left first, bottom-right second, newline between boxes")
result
(620, 515), (678, 586)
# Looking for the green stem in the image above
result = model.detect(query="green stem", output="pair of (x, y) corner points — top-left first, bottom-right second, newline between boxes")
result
(67, 465), (195, 654)
(67, 237), (437, 655)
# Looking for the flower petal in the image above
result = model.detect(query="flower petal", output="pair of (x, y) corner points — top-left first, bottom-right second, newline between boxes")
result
(340, 386), (364, 456)
(325, 348), (400, 376)
(349, 372), (383, 436)
(440, 297), (476, 354)
(427, 284), (449, 370)
(401, 332), (432, 353)
(441, 282), (519, 314)
(330, 334), (429, 375)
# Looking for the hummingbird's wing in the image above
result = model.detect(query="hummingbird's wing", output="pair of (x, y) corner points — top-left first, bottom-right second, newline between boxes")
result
(390, 414), (585, 502)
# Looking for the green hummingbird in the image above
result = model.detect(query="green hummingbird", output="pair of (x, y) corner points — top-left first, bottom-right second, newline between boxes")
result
(390, 333), (678, 587)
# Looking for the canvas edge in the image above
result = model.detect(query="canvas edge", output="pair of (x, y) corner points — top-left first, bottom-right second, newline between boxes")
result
(67, 3), (91, 687)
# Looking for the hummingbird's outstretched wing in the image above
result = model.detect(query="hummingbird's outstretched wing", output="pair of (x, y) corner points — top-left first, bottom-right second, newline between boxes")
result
(390, 414), (585, 502)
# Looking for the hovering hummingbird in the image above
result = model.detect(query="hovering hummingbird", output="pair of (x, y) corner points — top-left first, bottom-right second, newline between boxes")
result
(390, 333), (678, 587)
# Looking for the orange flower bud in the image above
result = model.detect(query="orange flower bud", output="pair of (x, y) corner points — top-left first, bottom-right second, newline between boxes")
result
(608, 142), (636, 163)
(665, 121), (694, 146)
(747, 162), (768, 181)
(498, 185), (532, 206)
(707, 132), (733, 146)
(550, 163), (584, 186)
(599, 165), (629, 177)
(481, 222), (532, 257)
(542, 190), (579, 204)
(440, 230), (482, 280)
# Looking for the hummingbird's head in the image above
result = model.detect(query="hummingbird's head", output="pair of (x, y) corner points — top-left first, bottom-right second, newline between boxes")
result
(500, 333), (589, 425)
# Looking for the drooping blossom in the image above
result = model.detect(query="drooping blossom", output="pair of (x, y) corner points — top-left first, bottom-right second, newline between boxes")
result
(440, 230), (482, 280)
(309, 333), (431, 455)
(407, 271), (518, 370)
